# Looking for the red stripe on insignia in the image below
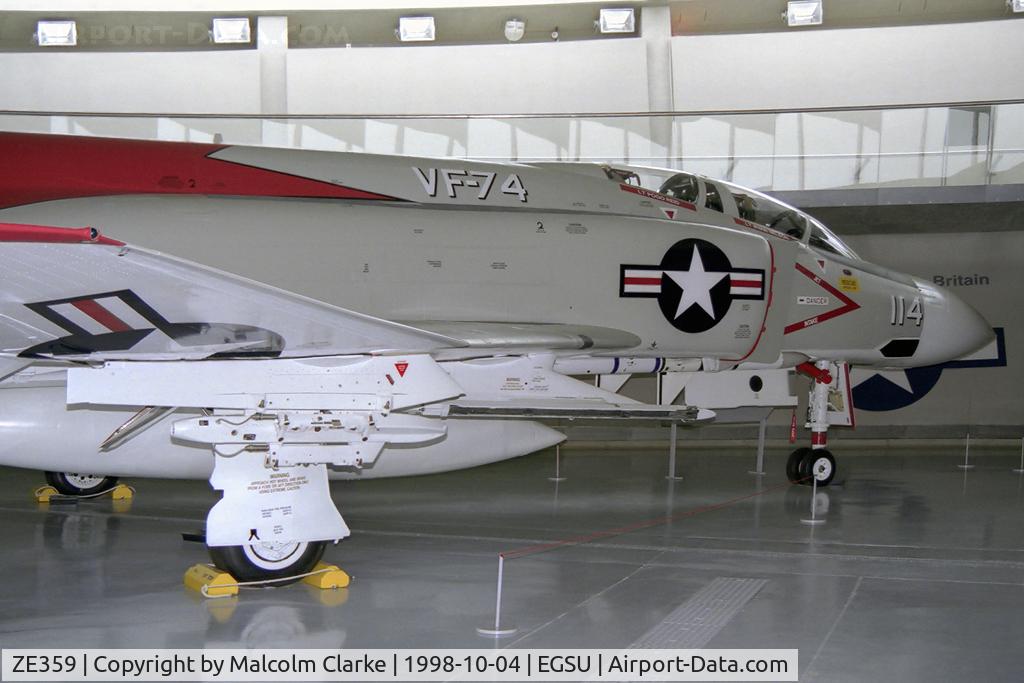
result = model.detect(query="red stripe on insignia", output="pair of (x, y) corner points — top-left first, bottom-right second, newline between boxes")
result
(624, 277), (662, 286)
(730, 279), (762, 288)
(71, 299), (131, 332)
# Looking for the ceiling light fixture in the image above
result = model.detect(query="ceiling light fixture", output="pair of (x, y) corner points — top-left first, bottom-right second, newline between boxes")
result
(398, 16), (435, 42)
(36, 20), (77, 47)
(784, 1), (823, 26)
(598, 8), (636, 34)
(211, 18), (251, 44)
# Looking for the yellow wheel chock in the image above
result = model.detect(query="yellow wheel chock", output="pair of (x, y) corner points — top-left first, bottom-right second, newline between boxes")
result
(34, 486), (59, 503)
(302, 562), (351, 590)
(110, 484), (133, 500)
(183, 564), (239, 598)
(34, 483), (134, 504)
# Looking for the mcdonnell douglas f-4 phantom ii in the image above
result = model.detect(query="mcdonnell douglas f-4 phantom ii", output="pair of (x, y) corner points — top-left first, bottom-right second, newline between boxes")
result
(0, 132), (993, 582)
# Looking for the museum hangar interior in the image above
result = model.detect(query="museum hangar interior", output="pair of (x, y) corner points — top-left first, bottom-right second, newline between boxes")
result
(0, 1), (1022, 681)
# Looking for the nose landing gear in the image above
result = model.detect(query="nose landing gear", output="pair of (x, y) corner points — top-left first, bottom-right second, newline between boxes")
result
(788, 360), (850, 487)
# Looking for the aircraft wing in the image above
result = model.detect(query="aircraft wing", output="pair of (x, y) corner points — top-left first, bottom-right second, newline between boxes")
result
(0, 223), (464, 361)
(0, 223), (643, 363)
(0, 222), (696, 425)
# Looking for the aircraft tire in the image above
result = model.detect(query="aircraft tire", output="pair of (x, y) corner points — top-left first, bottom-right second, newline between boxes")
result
(786, 448), (812, 483)
(798, 449), (836, 487)
(209, 540), (327, 585)
(44, 471), (120, 496)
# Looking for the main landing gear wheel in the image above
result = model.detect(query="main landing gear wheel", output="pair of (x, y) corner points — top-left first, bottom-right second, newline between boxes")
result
(209, 540), (327, 585)
(44, 471), (119, 496)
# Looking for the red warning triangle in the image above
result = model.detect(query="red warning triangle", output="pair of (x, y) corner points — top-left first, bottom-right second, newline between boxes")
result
(661, 208), (677, 220)
(394, 361), (409, 377)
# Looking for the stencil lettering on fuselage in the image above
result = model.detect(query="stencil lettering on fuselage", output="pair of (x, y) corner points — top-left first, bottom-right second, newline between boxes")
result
(412, 167), (527, 202)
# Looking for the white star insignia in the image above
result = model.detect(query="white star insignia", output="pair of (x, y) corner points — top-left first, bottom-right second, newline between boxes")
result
(851, 368), (914, 394)
(664, 247), (727, 320)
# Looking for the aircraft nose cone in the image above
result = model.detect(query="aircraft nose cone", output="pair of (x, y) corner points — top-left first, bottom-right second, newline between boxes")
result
(913, 279), (994, 366)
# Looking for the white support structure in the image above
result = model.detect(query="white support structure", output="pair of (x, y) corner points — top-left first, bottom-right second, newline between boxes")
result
(749, 415), (769, 476)
(206, 451), (349, 547)
(257, 16), (289, 146)
(68, 354), (464, 549)
(683, 369), (796, 410)
(666, 422), (683, 481)
(596, 374), (631, 393)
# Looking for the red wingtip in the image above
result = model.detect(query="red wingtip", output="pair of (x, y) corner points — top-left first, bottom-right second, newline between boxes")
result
(0, 222), (125, 246)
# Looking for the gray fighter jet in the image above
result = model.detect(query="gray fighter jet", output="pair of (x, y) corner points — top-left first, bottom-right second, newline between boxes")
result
(0, 133), (992, 581)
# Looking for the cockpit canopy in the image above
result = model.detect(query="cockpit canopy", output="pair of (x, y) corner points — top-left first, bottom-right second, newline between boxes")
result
(623, 167), (858, 260)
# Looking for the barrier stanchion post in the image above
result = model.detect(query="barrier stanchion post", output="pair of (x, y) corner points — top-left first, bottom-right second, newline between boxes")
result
(548, 443), (567, 482)
(957, 432), (975, 470)
(749, 416), (768, 476)
(477, 554), (517, 637)
(801, 476), (825, 526)
(666, 422), (683, 481)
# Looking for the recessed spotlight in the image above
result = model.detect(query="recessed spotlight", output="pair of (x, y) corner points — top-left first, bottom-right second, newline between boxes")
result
(784, 1), (823, 26)
(398, 16), (435, 42)
(36, 20), (77, 47)
(598, 8), (635, 34)
(211, 18), (251, 44)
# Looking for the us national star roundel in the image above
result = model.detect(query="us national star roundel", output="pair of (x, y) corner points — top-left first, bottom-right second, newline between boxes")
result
(620, 238), (765, 334)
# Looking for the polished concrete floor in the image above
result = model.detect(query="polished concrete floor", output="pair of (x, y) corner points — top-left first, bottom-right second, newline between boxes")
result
(2, 443), (1024, 681)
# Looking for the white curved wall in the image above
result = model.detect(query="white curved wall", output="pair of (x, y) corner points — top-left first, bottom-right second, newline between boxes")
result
(286, 39), (650, 115)
(0, 17), (1020, 117)
(0, 51), (261, 113)
(671, 20), (1024, 112)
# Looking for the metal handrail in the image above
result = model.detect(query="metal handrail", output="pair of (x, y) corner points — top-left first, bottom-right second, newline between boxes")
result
(1, 98), (1023, 120)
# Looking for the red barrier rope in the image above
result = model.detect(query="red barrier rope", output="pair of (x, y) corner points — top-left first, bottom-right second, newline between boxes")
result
(500, 476), (810, 561)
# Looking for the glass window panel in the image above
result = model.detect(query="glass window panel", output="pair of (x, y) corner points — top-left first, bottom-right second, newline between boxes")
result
(467, 119), (513, 160)
(990, 103), (1024, 184)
